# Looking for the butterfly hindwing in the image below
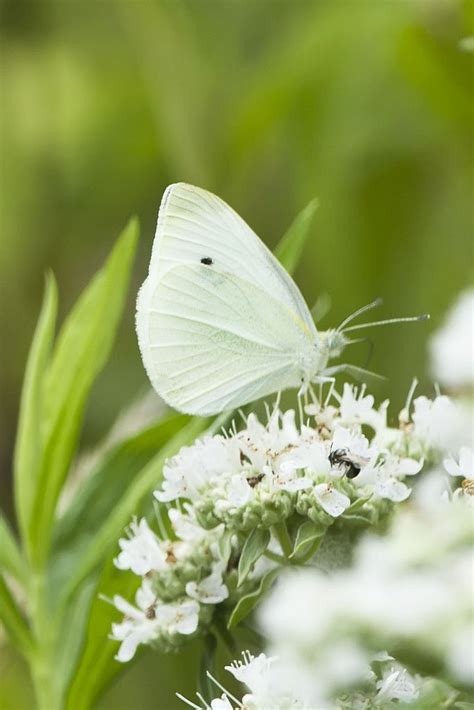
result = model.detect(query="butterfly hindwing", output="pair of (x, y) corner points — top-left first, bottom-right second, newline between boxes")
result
(137, 263), (313, 415)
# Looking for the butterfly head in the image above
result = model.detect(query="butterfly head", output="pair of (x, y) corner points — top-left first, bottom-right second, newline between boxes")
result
(317, 329), (348, 365)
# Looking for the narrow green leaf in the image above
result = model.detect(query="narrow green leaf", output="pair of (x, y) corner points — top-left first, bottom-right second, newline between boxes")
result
(275, 198), (318, 275)
(0, 575), (33, 658)
(58, 416), (207, 608)
(238, 527), (270, 587)
(310, 292), (332, 323)
(198, 634), (217, 705)
(290, 520), (325, 560)
(28, 218), (139, 565)
(13, 273), (57, 542)
(0, 513), (26, 584)
(228, 568), (280, 629)
(345, 494), (372, 513)
(52, 579), (97, 708)
(63, 415), (208, 706)
(65, 561), (140, 710)
(52, 415), (185, 555)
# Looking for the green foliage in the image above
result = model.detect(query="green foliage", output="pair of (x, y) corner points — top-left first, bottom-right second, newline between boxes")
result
(228, 568), (281, 630)
(275, 198), (318, 275)
(290, 519), (325, 560)
(13, 273), (57, 544)
(0, 192), (313, 708)
(30, 219), (139, 567)
(237, 528), (271, 587)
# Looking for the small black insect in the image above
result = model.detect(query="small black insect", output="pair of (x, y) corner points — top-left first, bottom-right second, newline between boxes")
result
(328, 447), (368, 479)
(145, 605), (156, 620)
(247, 472), (265, 488)
(200, 256), (213, 265)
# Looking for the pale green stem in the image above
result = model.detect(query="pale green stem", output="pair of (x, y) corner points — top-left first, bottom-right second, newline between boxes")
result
(272, 522), (293, 559)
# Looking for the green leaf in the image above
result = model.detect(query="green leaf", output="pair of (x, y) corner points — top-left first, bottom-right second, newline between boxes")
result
(63, 414), (208, 706)
(52, 579), (97, 708)
(58, 416), (207, 609)
(228, 567), (280, 629)
(290, 519), (325, 560)
(0, 513), (26, 584)
(310, 292), (332, 323)
(13, 273), (57, 543)
(275, 198), (318, 275)
(28, 218), (139, 565)
(198, 634), (217, 705)
(0, 575), (33, 658)
(238, 527), (270, 587)
(65, 560), (140, 710)
(52, 415), (185, 556)
(345, 494), (372, 513)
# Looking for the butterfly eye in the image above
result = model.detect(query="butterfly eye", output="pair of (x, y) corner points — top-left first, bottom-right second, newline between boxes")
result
(200, 256), (213, 266)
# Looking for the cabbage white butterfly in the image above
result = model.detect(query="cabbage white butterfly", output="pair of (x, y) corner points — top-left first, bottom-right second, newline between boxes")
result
(136, 183), (427, 415)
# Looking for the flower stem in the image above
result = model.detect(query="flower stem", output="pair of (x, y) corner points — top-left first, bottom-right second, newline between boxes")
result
(272, 522), (293, 559)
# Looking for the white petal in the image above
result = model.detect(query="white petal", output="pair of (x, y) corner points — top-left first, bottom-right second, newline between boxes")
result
(443, 457), (461, 477)
(314, 484), (351, 517)
(115, 630), (145, 662)
(377, 477), (411, 502)
(459, 447), (474, 479)
(175, 601), (200, 635)
(228, 474), (252, 507)
(210, 696), (233, 710)
(395, 458), (423, 476)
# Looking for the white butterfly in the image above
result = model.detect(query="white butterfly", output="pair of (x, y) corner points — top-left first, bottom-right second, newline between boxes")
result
(136, 183), (425, 415)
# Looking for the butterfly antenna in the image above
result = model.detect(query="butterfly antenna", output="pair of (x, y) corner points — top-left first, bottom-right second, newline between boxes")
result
(337, 298), (383, 331)
(342, 313), (429, 333)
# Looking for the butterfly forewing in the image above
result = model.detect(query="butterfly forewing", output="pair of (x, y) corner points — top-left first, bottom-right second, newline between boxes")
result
(147, 183), (317, 335)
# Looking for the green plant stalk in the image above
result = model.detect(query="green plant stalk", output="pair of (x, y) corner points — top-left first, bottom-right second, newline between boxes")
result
(29, 572), (61, 710)
(272, 521), (293, 559)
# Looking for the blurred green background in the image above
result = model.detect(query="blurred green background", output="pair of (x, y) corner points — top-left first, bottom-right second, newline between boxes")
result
(1, 0), (473, 707)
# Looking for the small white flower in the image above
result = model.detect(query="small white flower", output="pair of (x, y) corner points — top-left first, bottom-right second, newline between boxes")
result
(237, 410), (299, 470)
(168, 505), (208, 542)
(114, 518), (167, 575)
(156, 435), (241, 502)
(210, 696), (233, 710)
(357, 456), (422, 503)
(338, 383), (387, 432)
(279, 440), (330, 479)
(313, 483), (350, 517)
(186, 564), (229, 604)
(376, 665), (419, 703)
(111, 580), (160, 662)
(225, 651), (277, 694)
(228, 474), (252, 507)
(412, 395), (471, 452)
(156, 598), (200, 635)
(444, 447), (473, 480)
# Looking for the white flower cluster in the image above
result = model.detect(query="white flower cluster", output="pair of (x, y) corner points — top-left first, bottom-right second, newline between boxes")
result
(111, 384), (472, 664)
(259, 494), (474, 706)
(111, 508), (229, 662)
(155, 384), (449, 533)
(177, 649), (425, 710)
